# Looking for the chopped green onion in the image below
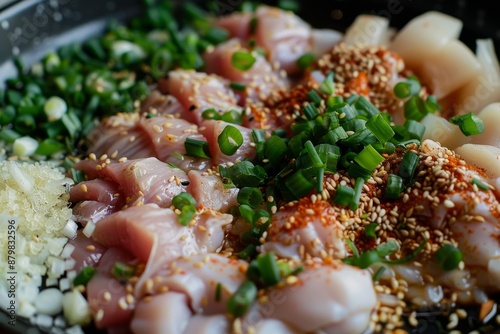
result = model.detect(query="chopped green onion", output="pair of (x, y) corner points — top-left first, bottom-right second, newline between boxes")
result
(111, 261), (137, 280)
(385, 174), (403, 199)
(354, 145), (384, 171)
(404, 119), (426, 140)
(227, 281), (257, 317)
(393, 82), (412, 99)
(239, 204), (255, 224)
(284, 170), (315, 200)
(215, 282), (223, 302)
(322, 127), (348, 144)
(472, 178), (489, 191)
(219, 161), (267, 187)
(307, 89), (322, 106)
(73, 266), (96, 287)
(278, 0), (300, 12)
(249, 17), (258, 35)
(172, 192), (197, 226)
(373, 266), (387, 281)
(237, 187), (263, 208)
(304, 140), (324, 168)
(302, 103), (319, 120)
(204, 26), (230, 44)
(319, 72), (335, 95)
(264, 135), (287, 167)
(185, 138), (212, 158)
(218, 125), (244, 155)
(237, 244), (256, 260)
(333, 184), (354, 206)
(316, 144), (340, 173)
(13, 136), (38, 157)
(365, 113), (394, 144)
(257, 253), (281, 286)
(365, 223), (378, 238)
(354, 96), (379, 117)
(346, 94), (358, 104)
(345, 238), (360, 257)
(435, 244), (462, 271)
(202, 108), (221, 120)
(229, 82), (247, 91)
(372, 141), (396, 155)
(449, 112), (485, 136)
(0, 105), (16, 125)
(35, 138), (65, 156)
(221, 109), (243, 125)
(349, 177), (365, 211)
(348, 162), (373, 181)
(398, 152), (419, 180)
(404, 95), (427, 121)
(231, 50), (256, 71)
(61, 110), (81, 139)
(296, 53), (315, 69)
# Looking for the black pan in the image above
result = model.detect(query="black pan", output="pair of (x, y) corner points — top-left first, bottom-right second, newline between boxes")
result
(1, 0), (500, 333)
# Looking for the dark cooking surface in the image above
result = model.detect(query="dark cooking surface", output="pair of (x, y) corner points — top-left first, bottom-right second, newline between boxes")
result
(1, 0), (500, 333)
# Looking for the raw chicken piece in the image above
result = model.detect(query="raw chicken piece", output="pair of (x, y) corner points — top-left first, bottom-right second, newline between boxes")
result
(261, 198), (346, 260)
(199, 120), (255, 165)
(87, 247), (136, 330)
(343, 15), (391, 47)
(468, 102), (500, 147)
(131, 292), (191, 334)
(202, 38), (289, 102)
(251, 319), (301, 334)
(160, 69), (242, 125)
(454, 144), (500, 179)
(421, 113), (470, 150)
(184, 315), (230, 334)
(140, 90), (185, 117)
(145, 253), (247, 314)
(186, 170), (239, 212)
(310, 29), (343, 58)
(72, 200), (119, 225)
(241, 261), (377, 334)
(68, 230), (107, 273)
(69, 179), (124, 207)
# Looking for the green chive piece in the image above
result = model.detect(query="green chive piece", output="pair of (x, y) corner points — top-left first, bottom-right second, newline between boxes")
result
(449, 112), (485, 136)
(219, 161), (267, 188)
(230, 82), (247, 91)
(73, 266), (96, 287)
(354, 96), (379, 117)
(385, 174), (403, 199)
(333, 184), (354, 206)
(398, 152), (419, 180)
(373, 266), (387, 281)
(202, 108), (221, 120)
(215, 282), (223, 302)
(435, 244), (462, 271)
(111, 261), (137, 280)
(231, 50), (256, 71)
(172, 192), (197, 226)
(365, 223), (378, 238)
(319, 72), (335, 95)
(307, 89), (322, 106)
(221, 109), (243, 125)
(404, 95), (428, 121)
(354, 144), (384, 171)
(218, 125), (244, 156)
(237, 187), (263, 208)
(257, 253), (281, 286)
(472, 178), (489, 191)
(365, 113), (394, 144)
(185, 138), (212, 158)
(349, 177), (365, 211)
(227, 281), (257, 317)
(296, 52), (315, 69)
(404, 119), (426, 140)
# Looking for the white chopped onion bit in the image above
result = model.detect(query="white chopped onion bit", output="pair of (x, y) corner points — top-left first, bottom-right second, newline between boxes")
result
(44, 96), (68, 121)
(8, 160), (34, 193)
(45, 277), (58, 287)
(35, 288), (64, 316)
(13, 136), (39, 157)
(63, 290), (91, 326)
(111, 40), (146, 59)
(61, 243), (76, 258)
(62, 219), (78, 239)
(59, 278), (71, 292)
(36, 314), (54, 327)
(82, 222), (96, 238)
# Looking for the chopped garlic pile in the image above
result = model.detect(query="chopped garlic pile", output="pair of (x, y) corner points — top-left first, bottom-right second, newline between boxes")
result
(0, 161), (89, 330)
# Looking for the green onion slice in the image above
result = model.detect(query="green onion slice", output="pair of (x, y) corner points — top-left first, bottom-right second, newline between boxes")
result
(296, 53), (315, 69)
(365, 223), (378, 238)
(319, 71), (335, 95)
(202, 108), (221, 120)
(349, 177), (365, 211)
(227, 281), (257, 317)
(365, 113), (394, 144)
(185, 138), (212, 158)
(111, 261), (137, 280)
(385, 174), (403, 199)
(435, 244), (462, 271)
(73, 266), (96, 287)
(354, 144), (384, 171)
(472, 177), (489, 191)
(257, 253), (281, 287)
(398, 152), (419, 180)
(218, 125), (244, 156)
(231, 50), (256, 71)
(333, 184), (354, 206)
(449, 112), (485, 136)
(237, 187), (263, 208)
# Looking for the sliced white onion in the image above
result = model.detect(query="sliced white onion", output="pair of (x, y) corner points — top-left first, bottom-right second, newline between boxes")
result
(7, 161), (34, 192)
(62, 219), (78, 239)
(44, 96), (67, 121)
(13, 136), (39, 158)
(35, 288), (64, 316)
(63, 290), (91, 326)
(61, 243), (76, 258)
(82, 222), (96, 238)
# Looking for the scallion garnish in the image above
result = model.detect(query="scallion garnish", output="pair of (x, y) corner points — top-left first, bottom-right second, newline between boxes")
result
(333, 184), (354, 206)
(215, 282), (222, 302)
(111, 261), (137, 280)
(73, 266), (96, 287)
(449, 112), (485, 136)
(231, 50), (256, 71)
(302, 103), (319, 120)
(264, 135), (287, 167)
(349, 177), (365, 210)
(172, 192), (197, 226)
(365, 223), (378, 238)
(435, 244), (462, 271)
(185, 138), (212, 158)
(354, 96), (379, 117)
(202, 108), (221, 120)
(307, 89), (322, 106)
(398, 152), (419, 180)
(373, 266), (386, 282)
(319, 71), (335, 95)
(221, 109), (243, 125)
(472, 177), (490, 191)
(404, 119), (426, 140)
(354, 144), (384, 171)
(404, 95), (427, 121)
(296, 52), (316, 69)
(256, 253), (281, 286)
(237, 187), (263, 208)
(229, 82), (247, 91)
(218, 125), (244, 156)
(385, 174), (403, 199)
(227, 281), (257, 317)
(219, 161), (267, 188)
